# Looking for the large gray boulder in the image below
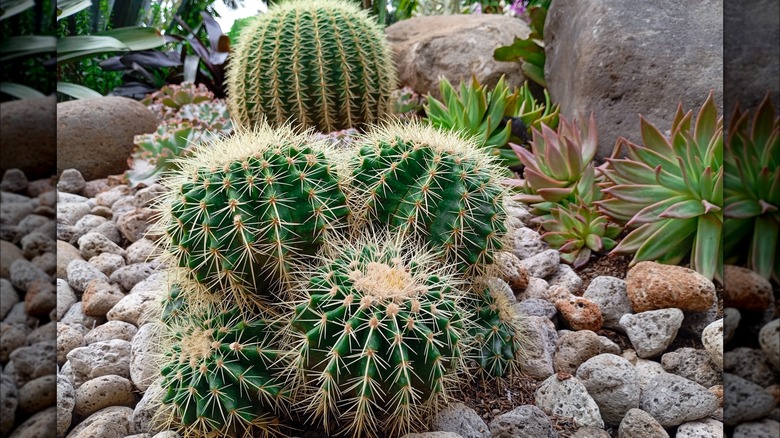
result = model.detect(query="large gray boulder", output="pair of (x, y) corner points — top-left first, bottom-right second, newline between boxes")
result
(545, 0), (723, 159)
(385, 14), (529, 99)
(57, 96), (158, 181)
(0, 96), (57, 180)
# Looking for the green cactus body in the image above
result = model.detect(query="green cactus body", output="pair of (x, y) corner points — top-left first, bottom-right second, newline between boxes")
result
(466, 279), (525, 378)
(290, 233), (467, 437)
(157, 125), (350, 304)
(159, 303), (287, 437)
(227, 0), (396, 133)
(350, 122), (509, 275)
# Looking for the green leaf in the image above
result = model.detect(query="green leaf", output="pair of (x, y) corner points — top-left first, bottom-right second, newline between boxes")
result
(750, 215), (779, 279)
(57, 82), (102, 99)
(694, 92), (719, 152)
(633, 218), (697, 264)
(57, 27), (164, 64)
(691, 213), (722, 280)
(0, 82), (45, 99)
(658, 199), (706, 219)
(0, 36), (56, 61)
(56, 0), (92, 20)
(0, 0), (34, 21)
(521, 62), (546, 87)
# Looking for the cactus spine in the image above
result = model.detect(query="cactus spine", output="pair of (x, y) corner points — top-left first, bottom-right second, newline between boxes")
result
(350, 121), (509, 275)
(156, 124), (350, 305)
(289, 232), (468, 437)
(227, 0), (396, 133)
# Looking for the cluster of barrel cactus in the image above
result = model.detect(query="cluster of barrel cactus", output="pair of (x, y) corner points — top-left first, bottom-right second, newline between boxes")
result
(149, 2), (527, 437)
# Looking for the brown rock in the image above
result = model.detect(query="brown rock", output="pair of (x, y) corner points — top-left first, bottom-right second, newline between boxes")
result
(56, 240), (84, 280)
(555, 296), (603, 332)
(554, 330), (621, 374)
(0, 97), (57, 180)
(57, 97), (158, 180)
(626, 262), (715, 312)
(385, 14), (529, 99)
(0, 240), (24, 279)
(82, 280), (125, 317)
(723, 265), (773, 311)
(710, 385), (724, 407)
(116, 208), (155, 243)
(495, 251), (530, 291)
(545, 0), (722, 159)
(24, 279), (56, 316)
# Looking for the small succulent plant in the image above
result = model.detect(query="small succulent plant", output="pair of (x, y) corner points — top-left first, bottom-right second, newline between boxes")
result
(226, 0), (396, 132)
(466, 278), (525, 378)
(724, 94), (779, 281)
(425, 75), (559, 166)
(391, 86), (426, 118)
(143, 82), (215, 120)
(288, 232), (467, 437)
(597, 92), (723, 280)
(158, 300), (288, 438)
(349, 121), (509, 275)
(156, 124), (350, 306)
(505, 114), (598, 218)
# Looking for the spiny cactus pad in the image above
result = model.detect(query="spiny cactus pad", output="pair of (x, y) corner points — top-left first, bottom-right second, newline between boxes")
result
(159, 303), (287, 437)
(227, 0), (396, 133)
(289, 233), (468, 437)
(157, 124), (350, 304)
(350, 121), (509, 275)
(466, 279), (525, 378)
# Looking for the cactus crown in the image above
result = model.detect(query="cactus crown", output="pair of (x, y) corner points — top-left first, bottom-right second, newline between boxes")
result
(350, 121), (510, 275)
(288, 232), (468, 437)
(227, 0), (396, 133)
(155, 123), (350, 306)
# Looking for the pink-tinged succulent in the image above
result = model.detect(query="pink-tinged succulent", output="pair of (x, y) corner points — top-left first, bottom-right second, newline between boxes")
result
(724, 94), (779, 281)
(505, 113), (598, 217)
(597, 92), (723, 280)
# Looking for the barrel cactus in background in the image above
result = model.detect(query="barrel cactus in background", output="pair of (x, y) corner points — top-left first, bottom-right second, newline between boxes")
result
(724, 94), (779, 281)
(597, 92), (723, 281)
(226, 0), (396, 133)
(349, 121), (509, 275)
(155, 124), (350, 306)
(467, 278), (526, 379)
(157, 301), (288, 438)
(288, 232), (468, 437)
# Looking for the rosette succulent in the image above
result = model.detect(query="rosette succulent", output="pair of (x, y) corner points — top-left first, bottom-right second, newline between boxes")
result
(143, 82), (215, 120)
(724, 94), (779, 280)
(597, 92), (723, 280)
(288, 232), (468, 437)
(542, 200), (622, 268)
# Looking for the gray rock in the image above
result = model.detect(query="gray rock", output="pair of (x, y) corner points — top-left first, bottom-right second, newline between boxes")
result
(702, 318), (724, 370)
(617, 408), (669, 438)
(724, 347), (776, 387)
(582, 276), (633, 331)
(110, 262), (158, 292)
(87, 252), (125, 276)
(1, 169), (29, 193)
(60, 302), (104, 330)
(661, 348), (722, 388)
(535, 374), (604, 428)
(619, 309), (683, 358)
(18, 374), (56, 414)
(95, 186), (129, 208)
(65, 406), (133, 438)
(576, 354), (639, 426)
(723, 308), (740, 344)
(66, 339), (132, 387)
(517, 277), (550, 301)
(57, 202), (91, 226)
(545, 0), (722, 159)
(519, 316), (558, 380)
(8, 406), (56, 438)
(554, 330), (620, 374)
(131, 379), (169, 435)
(84, 320), (137, 345)
(1, 323), (30, 363)
(0, 279), (19, 320)
(759, 319), (780, 370)
(723, 373), (776, 426)
(151, 433), (180, 438)
(57, 372), (75, 438)
(57, 169), (86, 194)
(77, 232), (125, 260)
(16, 215), (50, 237)
(676, 418), (724, 438)
(572, 427), (609, 438)
(130, 323), (161, 392)
(20, 231), (55, 259)
(517, 250), (560, 279)
(31, 252), (56, 277)
(8, 341), (56, 386)
(71, 214), (107, 243)
(488, 405), (555, 438)
(57, 96), (159, 180)
(56, 323), (88, 365)
(400, 434), (462, 438)
(66, 259), (109, 292)
(547, 264), (582, 293)
(9, 259), (50, 291)
(514, 298), (557, 319)
(1, 202), (33, 227)
(733, 419), (780, 438)
(385, 14), (530, 99)
(432, 402), (489, 438)
(681, 299), (719, 337)
(116, 207), (154, 242)
(3, 302), (36, 326)
(26, 320), (55, 345)
(126, 238), (158, 265)
(56, 240), (83, 280)
(639, 373), (718, 427)
(510, 227), (547, 261)
(1, 372), (17, 436)
(74, 375), (136, 418)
